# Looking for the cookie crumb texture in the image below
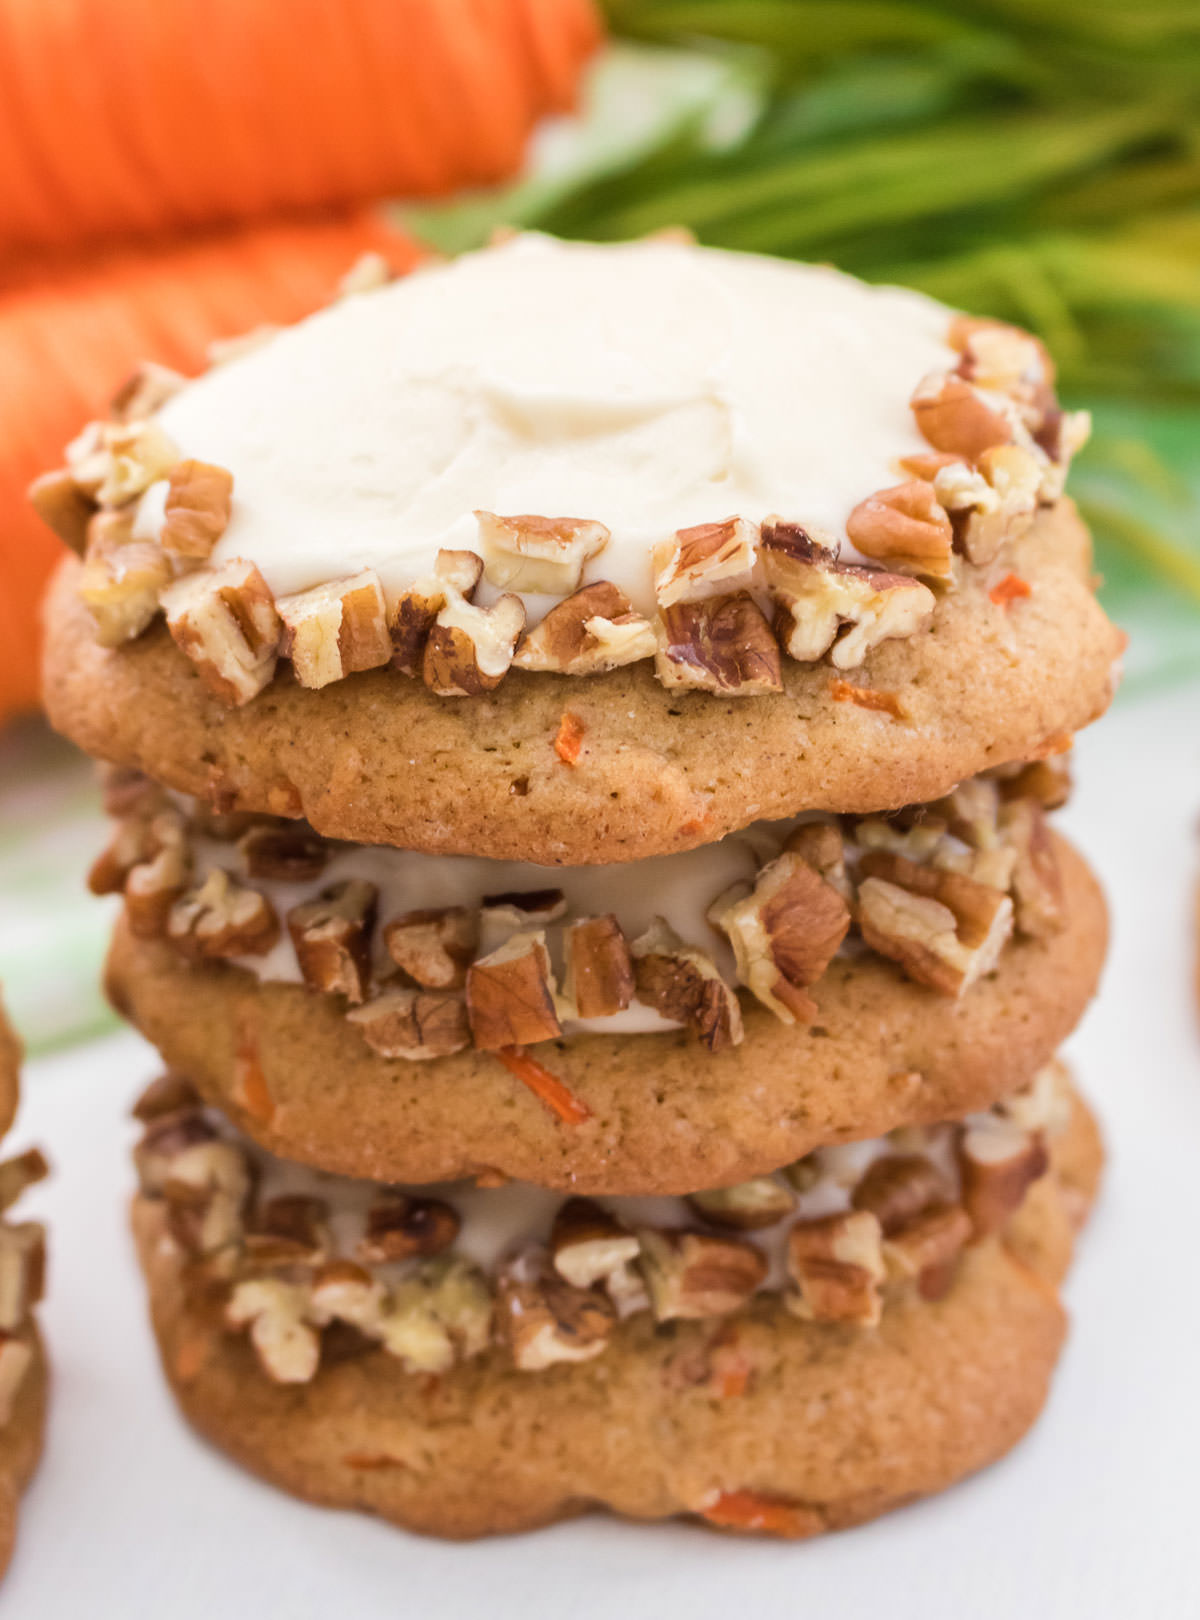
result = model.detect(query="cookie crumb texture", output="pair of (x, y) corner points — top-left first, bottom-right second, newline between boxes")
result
(133, 1096), (1101, 1541)
(44, 502), (1121, 863)
(106, 835), (1106, 1191)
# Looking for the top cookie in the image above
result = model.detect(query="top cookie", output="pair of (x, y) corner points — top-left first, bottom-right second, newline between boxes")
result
(37, 235), (1122, 862)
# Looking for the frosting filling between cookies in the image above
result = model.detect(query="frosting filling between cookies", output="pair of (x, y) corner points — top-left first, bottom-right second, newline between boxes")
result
(131, 234), (957, 613)
(134, 1062), (1071, 1384)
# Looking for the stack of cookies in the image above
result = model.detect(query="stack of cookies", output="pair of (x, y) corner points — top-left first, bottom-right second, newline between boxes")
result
(39, 234), (1122, 1540)
(0, 998), (48, 1577)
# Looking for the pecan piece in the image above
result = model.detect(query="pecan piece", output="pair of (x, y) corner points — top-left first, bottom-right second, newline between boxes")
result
(124, 811), (193, 938)
(226, 1278), (320, 1385)
(857, 852), (1013, 997)
(389, 550), (483, 677)
(244, 1195), (331, 1267)
(239, 823), (329, 882)
(998, 800), (1063, 939)
(78, 541), (170, 646)
(846, 480), (954, 583)
(851, 1155), (953, 1233)
(378, 1259), (492, 1372)
(710, 851), (850, 1024)
(383, 907), (477, 990)
(161, 559), (281, 706)
(910, 373), (1015, 461)
(761, 520), (934, 669)
(423, 592), (525, 696)
(358, 1196), (460, 1263)
(28, 468), (95, 554)
(108, 360), (186, 422)
(687, 1177), (794, 1231)
(654, 594), (782, 696)
(168, 869), (280, 960)
(786, 1211), (884, 1326)
(550, 1200), (641, 1295)
(630, 919), (743, 1051)
(287, 879), (378, 1003)
(562, 916), (635, 1019)
(475, 511), (609, 595)
(514, 582), (655, 674)
(160, 460), (234, 559)
(653, 517), (758, 607)
(496, 1258), (615, 1371)
(958, 1117), (1049, 1237)
(0, 1149), (49, 1216)
(346, 986), (470, 1060)
(277, 569), (391, 688)
(466, 931), (562, 1049)
(638, 1228), (766, 1321)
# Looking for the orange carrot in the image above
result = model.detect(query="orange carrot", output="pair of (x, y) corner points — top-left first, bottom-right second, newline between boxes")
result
(0, 0), (602, 254)
(829, 678), (905, 719)
(990, 573), (1032, 607)
(554, 711), (586, 764)
(495, 1046), (591, 1125)
(698, 1489), (820, 1538)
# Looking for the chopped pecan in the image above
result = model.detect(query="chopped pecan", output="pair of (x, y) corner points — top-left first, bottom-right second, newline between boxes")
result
(496, 1258), (615, 1371)
(958, 1117), (1048, 1237)
(631, 919), (743, 1051)
(389, 551), (483, 677)
(910, 373), (1015, 461)
(653, 517), (758, 607)
(124, 812), (193, 938)
(857, 852), (1013, 997)
(783, 821), (851, 901)
(562, 916), (635, 1019)
(998, 1060), (1072, 1138)
(346, 986), (470, 1060)
(244, 1195), (331, 1266)
(0, 1149), (49, 1216)
(654, 594), (782, 696)
(990, 754), (1072, 811)
(882, 1203), (972, 1295)
(133, 1109), (221, 1195)
(162, 560), (281, 706)
(761, 520), (934, 668)
(638, 1228), (766, 1321)
(358, 1196), (460, 1263)
(423, 592), (525, 696)
(949, 317), (1053, 411)
(846, 480), (954, 583)
(475, 511), (609, 595)
(160, 460), (234, 559)
(0, 1334), (33, 1425)
(287, 879), (378, 1003)
(378, 1258), (492, 1372)
(851, 1154), (953, 1233)
(89, 418), (179, 506)
(277, 569), (391, 689)
(307, 1261), (387, 1334)
(466, 931), (562, 1049)
(550, 1199), (640, 1293)
(226, 1278), (320, 1384)
(710, 851), (850, 1024)
(513, 582), (655, 674)
(383, 908), (477, 990)
(78, 542), (171, 646)
(108, 360), (186, 423)
(99, 766), (167, 820)
(28, 468), (95, 554)
(478, 890), (566, 956)
(998, 800), (1063, 938)
(168, 869), (280, 960)
(785, 1210), (884, 1326)
(161, 1136), (253, 1257)
(933, 446), (1041, 565)
(0, 1225), (45, 1332)
(238, 823), (329, 882)
(687, 1177), (794, 1231)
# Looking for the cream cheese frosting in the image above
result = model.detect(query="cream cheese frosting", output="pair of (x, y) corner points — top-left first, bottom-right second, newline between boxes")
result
(187, 807), (796, 1035)
(134, 233), (957, 615)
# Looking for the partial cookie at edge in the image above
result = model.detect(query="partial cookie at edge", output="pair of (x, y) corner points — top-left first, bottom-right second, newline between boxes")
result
(44, 501), (1123, 863)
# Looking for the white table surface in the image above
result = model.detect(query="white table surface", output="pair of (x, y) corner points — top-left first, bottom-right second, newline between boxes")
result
(4, 680), (1198, 1619)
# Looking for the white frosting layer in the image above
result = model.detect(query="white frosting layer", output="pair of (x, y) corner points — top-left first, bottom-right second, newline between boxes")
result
(136, 234), (956, 615)
(259, 1128), (959, 1285)
(192, 811), (804, 1035)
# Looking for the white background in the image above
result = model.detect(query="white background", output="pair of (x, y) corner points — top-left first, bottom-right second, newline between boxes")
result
(6, 681), (1198, 1619)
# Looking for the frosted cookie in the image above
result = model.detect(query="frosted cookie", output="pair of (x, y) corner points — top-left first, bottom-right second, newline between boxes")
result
(0, 1002), (49, 1581)
(131, 1069), (1100, 1541)
(38, 235), (1123, 863)
(100, 769), (1104, 1190)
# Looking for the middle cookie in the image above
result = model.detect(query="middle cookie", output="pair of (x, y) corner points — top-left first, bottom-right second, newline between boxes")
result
(100, 763), (1106, 1194)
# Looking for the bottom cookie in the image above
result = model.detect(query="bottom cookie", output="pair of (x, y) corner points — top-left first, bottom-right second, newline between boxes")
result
(131, 1078), (1101, 1541)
